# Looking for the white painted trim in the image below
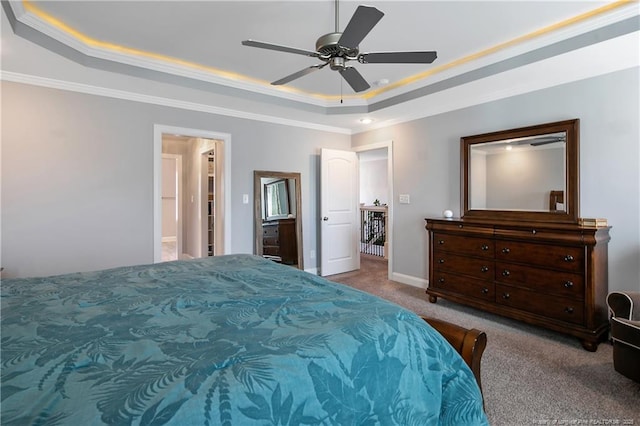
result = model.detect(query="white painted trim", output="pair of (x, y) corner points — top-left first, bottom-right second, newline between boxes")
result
(392, 273), (428, 290)
(162, 236), (177, 243)
(0, 72), (351, 135)
(353, 140), (394, 281)
(153, 125), (232, 263)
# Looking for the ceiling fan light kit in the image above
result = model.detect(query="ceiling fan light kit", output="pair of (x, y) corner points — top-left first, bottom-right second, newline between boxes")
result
(241, 4), (437, 93)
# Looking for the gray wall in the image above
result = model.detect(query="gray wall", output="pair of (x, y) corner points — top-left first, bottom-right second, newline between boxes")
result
(1, 81), (349, 278)
(352, 67), (640, 292)
(484, 147), (565, 211)
(3, 68), (639, 293)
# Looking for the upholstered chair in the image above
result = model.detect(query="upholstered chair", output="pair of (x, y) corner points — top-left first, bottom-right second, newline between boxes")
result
(607, 291), (640, 382)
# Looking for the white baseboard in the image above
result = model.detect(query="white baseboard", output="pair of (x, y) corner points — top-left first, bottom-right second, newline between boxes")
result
(391, 272), (428, 289)
(304, 267), (319, 275)
(180, 253), (194, 260)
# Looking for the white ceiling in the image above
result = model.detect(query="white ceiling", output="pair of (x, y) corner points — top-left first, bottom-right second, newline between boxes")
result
(3, 1), (639, 133)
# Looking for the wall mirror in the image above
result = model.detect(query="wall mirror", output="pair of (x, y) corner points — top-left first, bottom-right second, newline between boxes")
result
(254, 171), (303, 269)
(462, 119), (579, 223)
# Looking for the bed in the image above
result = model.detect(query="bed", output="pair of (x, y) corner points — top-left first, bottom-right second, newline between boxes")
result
(1, 254), (487, 425)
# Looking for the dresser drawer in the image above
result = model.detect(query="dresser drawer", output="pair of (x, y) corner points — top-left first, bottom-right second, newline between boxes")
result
(432, 233), (494, 258)
(495, 262), (584, 299)
(263, 236), (279, 246)
(431, 272), (494, 301)
(495, 240), (584, 272)
(496, 284), (584, 325)
(430, 221), (493, 237)
(433, 251), (494, 281)
(263, 226), (279, 237)
(263, 246), (280, 256)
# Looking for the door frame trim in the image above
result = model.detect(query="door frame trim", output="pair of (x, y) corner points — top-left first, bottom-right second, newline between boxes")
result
(153, 125), (232, 262)
(353, 140), (393, 281)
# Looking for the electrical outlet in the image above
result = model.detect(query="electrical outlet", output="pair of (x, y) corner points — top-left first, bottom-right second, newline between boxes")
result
(399, 194), (410, 204)
(310, 250), (316, 259)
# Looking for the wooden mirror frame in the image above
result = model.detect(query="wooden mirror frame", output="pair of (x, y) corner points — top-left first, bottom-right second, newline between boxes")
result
(254, 170), (304, 269)
(462, 119), (580, 223)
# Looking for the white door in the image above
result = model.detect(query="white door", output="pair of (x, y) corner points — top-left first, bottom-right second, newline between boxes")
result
(320, 148), (359, 276)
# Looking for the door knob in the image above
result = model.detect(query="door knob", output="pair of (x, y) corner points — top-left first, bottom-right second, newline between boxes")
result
(323, 216), (329, 221)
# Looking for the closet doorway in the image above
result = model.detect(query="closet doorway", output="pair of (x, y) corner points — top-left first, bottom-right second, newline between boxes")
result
(153, 125), (231, 263)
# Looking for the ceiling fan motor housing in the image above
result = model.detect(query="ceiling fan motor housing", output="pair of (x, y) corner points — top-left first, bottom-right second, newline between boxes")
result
(316, 32), (359, 63)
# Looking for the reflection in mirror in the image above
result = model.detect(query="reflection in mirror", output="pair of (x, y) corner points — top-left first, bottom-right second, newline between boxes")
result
(462, 119), (579, 223)
(469, 132), (566, 212)
(254, 171), (303, 269)
(264, 179), (293, 220)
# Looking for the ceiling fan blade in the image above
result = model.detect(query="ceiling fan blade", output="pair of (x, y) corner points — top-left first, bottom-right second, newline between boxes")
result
(339, 67), (370, 93)
(271, 64), (327, 86)
(530, 138), (565, 146)
(359, 51), (438, 64)
(338, 5), (384, 50)
(242, 39), (320, 57)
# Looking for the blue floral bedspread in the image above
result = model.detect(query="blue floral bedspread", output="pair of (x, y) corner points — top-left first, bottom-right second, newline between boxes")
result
(1, 254), (487, 425)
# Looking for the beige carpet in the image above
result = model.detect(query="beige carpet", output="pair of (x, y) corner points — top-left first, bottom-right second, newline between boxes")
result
(328, 255), (640, 426)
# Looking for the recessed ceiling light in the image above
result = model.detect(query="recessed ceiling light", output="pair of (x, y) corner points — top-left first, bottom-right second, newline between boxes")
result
(372, 79), (389, 87)
(359, 118), (373, 124)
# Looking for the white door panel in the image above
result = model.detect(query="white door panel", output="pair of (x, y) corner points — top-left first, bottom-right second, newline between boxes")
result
(321, 148), (359, 276)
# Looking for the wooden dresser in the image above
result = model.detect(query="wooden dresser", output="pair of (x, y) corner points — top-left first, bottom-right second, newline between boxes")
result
(425, 218), (610, 351)
(262, 219), (297, 265)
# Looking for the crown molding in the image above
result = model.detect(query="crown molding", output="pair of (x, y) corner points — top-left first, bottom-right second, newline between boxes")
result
(0, 71), (352, 134)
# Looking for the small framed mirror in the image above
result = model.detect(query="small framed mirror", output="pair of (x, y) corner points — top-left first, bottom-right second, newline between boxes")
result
(254, 171), (303, 269)
(462, 119), (579, 223)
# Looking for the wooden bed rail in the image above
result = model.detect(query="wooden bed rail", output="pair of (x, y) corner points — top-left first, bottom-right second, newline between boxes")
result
(421, 316), (487, 394)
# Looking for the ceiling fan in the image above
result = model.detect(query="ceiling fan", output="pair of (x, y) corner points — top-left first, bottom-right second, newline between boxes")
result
(241, 2), (437, 93)
(529, 135), (566, 146)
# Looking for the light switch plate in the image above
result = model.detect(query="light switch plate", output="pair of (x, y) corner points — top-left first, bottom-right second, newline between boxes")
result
(242, 194), (249, 204)
(399, 194), (410, 204)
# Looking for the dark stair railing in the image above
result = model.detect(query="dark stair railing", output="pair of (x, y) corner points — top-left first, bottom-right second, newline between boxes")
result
(360, 205), (387, 257)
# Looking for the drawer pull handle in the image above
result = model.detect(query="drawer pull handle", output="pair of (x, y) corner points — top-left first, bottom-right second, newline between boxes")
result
(438, 240), (445, 245)
(502, 270), (510, 277)
(564, 255), (574, 262)
(564, 281), (574, 288)
(502, 247), (510, 254)
(564, 307), (574, 314)
(481, 288), (489, 294)
(502, 293), (510, 299)
(481, 244), (489, 251)
(438, 259), (445, 264)
(480, 266), (489, 273)
(438, 278), (445, 283)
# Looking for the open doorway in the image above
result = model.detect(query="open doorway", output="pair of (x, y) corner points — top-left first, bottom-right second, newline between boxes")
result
(153, 125), (231, 263)
(354, 141), (393, 280)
